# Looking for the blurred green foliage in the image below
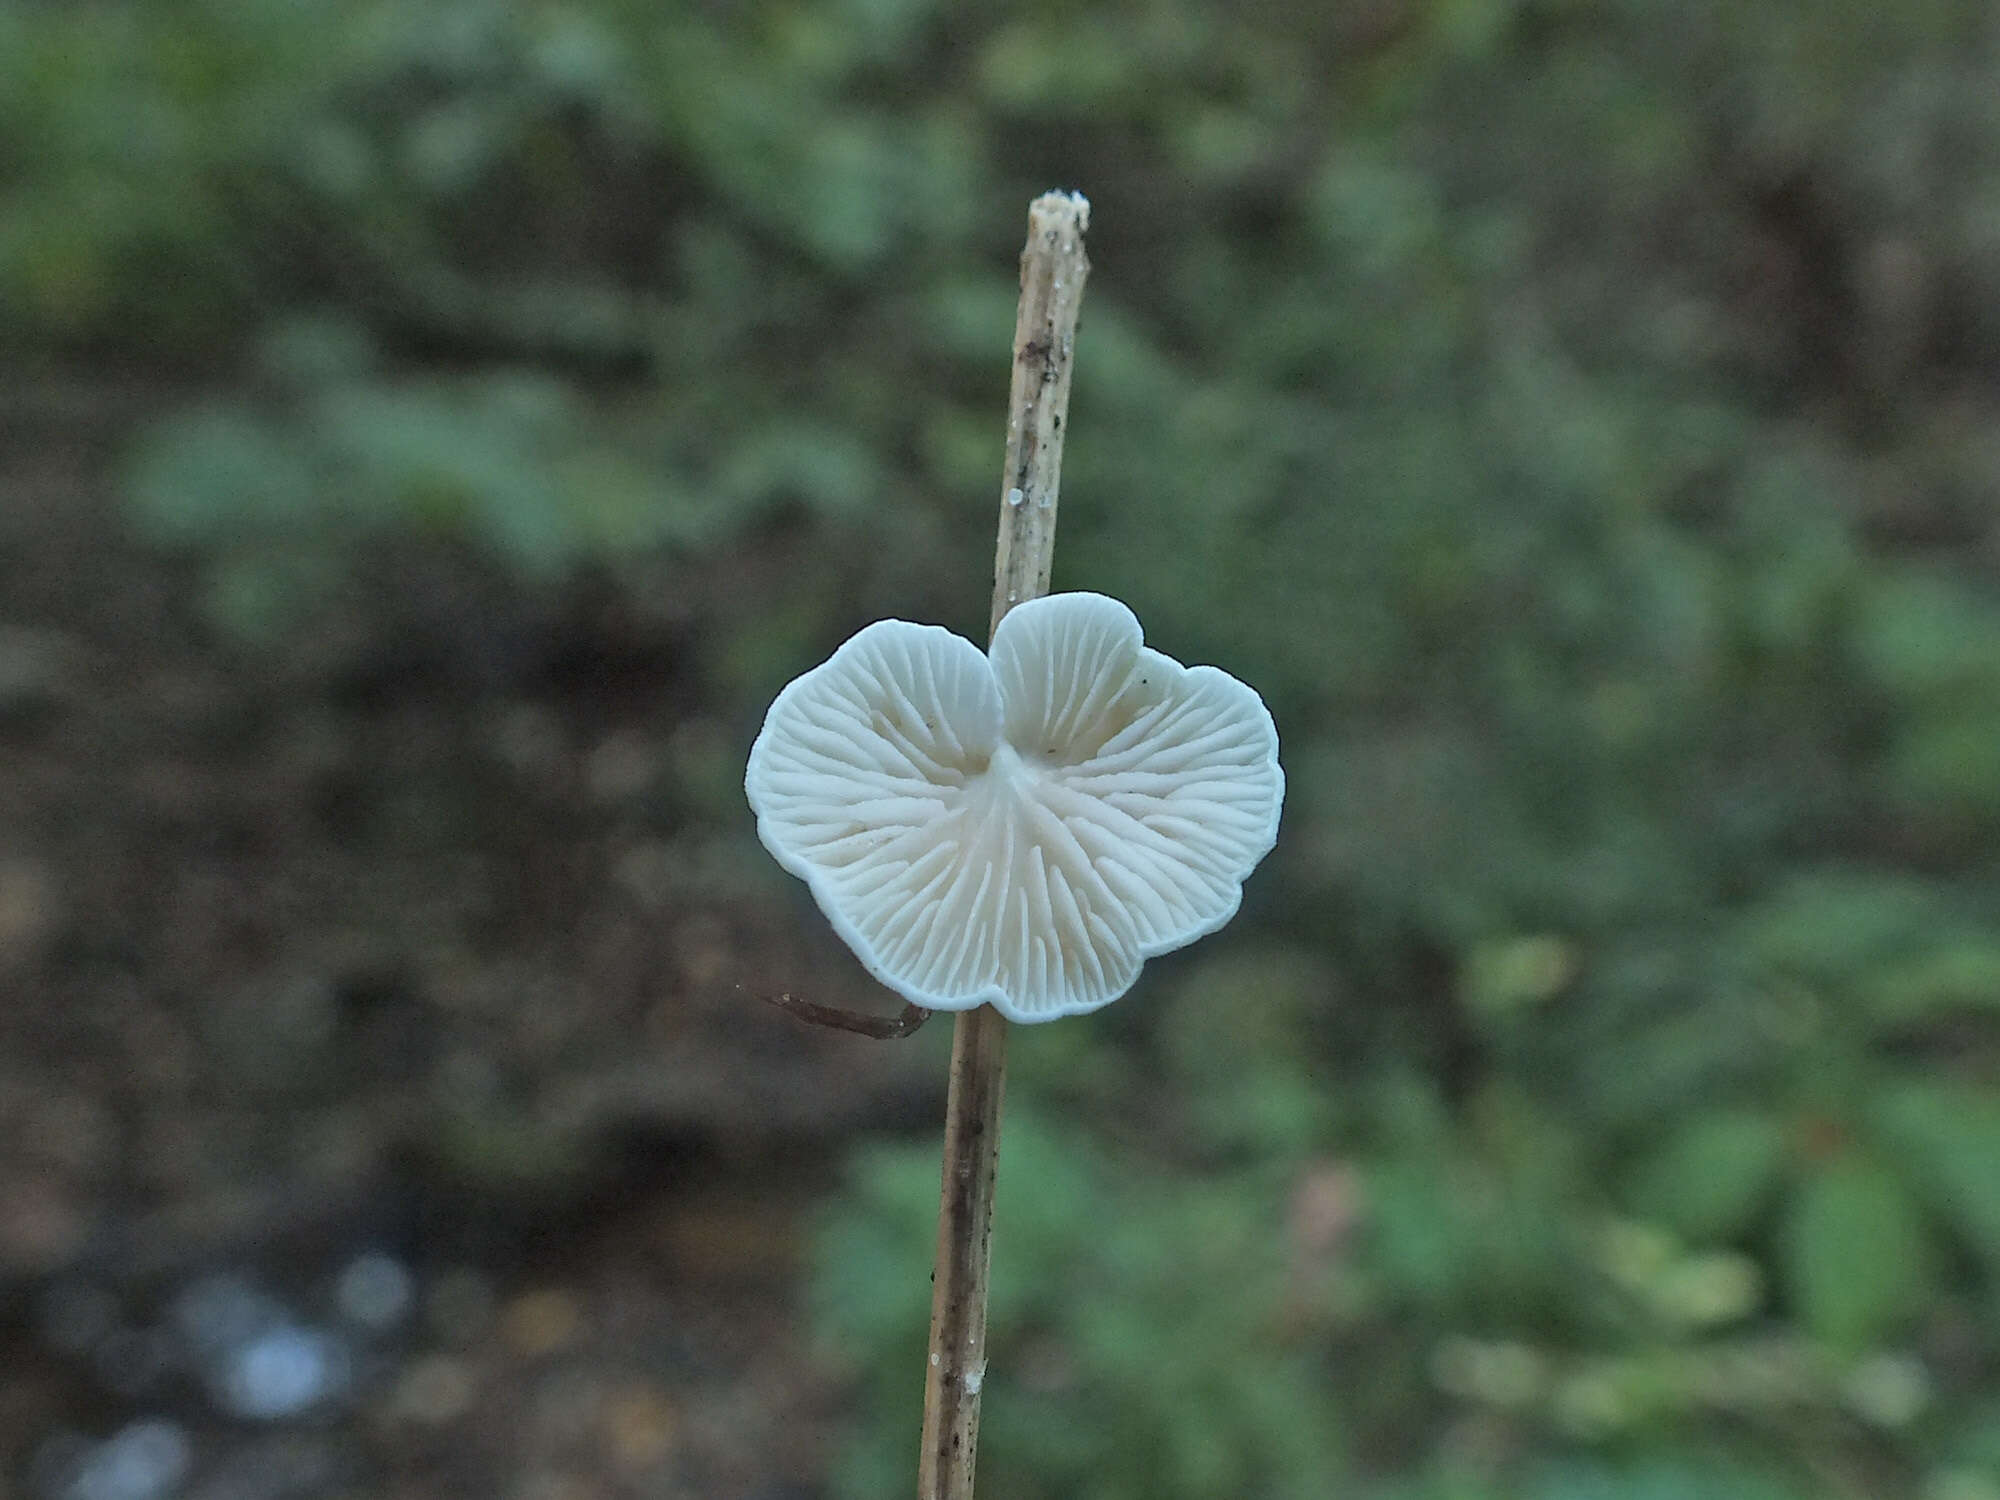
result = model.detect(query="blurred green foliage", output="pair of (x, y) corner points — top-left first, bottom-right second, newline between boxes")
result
(8, 0), (2000, 1494)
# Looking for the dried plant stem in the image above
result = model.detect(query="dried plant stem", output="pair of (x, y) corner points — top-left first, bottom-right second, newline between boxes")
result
(986, 192), (1091, 641)
(917, 190), (1091, 1500)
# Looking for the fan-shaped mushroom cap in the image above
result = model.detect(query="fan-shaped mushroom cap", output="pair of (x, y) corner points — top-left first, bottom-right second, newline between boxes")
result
(745, 592), (1283, 1022)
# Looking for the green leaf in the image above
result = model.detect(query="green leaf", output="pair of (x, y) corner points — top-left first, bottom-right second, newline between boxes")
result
(1366, 1159), (1468, 1308)
(1459, 934), (1577, 1016)
(1737, 870), (1938, 990)
(1624, 1108), (1789, 1242)
(1888, 706), (2000, 820)
(1871, 1082), (2000, 1273)
(1869, 942), (2000, 1025)
(1531, 1455), (1811, 1500)
(1781, 1153), (1935, 1350)
(1854, 572), (2000, 698)
(126, 405), (317, 543)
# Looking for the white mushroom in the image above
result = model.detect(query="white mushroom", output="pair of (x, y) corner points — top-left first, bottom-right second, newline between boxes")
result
(744, 592), (1283, 1022)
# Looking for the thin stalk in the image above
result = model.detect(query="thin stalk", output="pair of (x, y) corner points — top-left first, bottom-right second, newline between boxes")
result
(916, 190), (1091, 1500)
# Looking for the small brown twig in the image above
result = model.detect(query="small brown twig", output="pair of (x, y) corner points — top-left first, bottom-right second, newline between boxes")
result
(753, 989), (932, 1040)
(917, 189), (1090, 1500)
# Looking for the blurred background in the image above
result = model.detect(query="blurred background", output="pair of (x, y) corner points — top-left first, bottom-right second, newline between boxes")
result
(4, 0), (1999, 1496)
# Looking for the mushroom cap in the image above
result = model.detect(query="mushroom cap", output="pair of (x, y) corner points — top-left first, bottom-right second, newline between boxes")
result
(744, 592), (1283, 1022)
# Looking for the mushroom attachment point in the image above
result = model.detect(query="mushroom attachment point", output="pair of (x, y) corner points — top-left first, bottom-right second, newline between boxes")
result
(745, 593), (1284, 1022)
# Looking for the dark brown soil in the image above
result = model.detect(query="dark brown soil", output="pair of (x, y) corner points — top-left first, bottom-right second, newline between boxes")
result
(0, 382), (944, 1499)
